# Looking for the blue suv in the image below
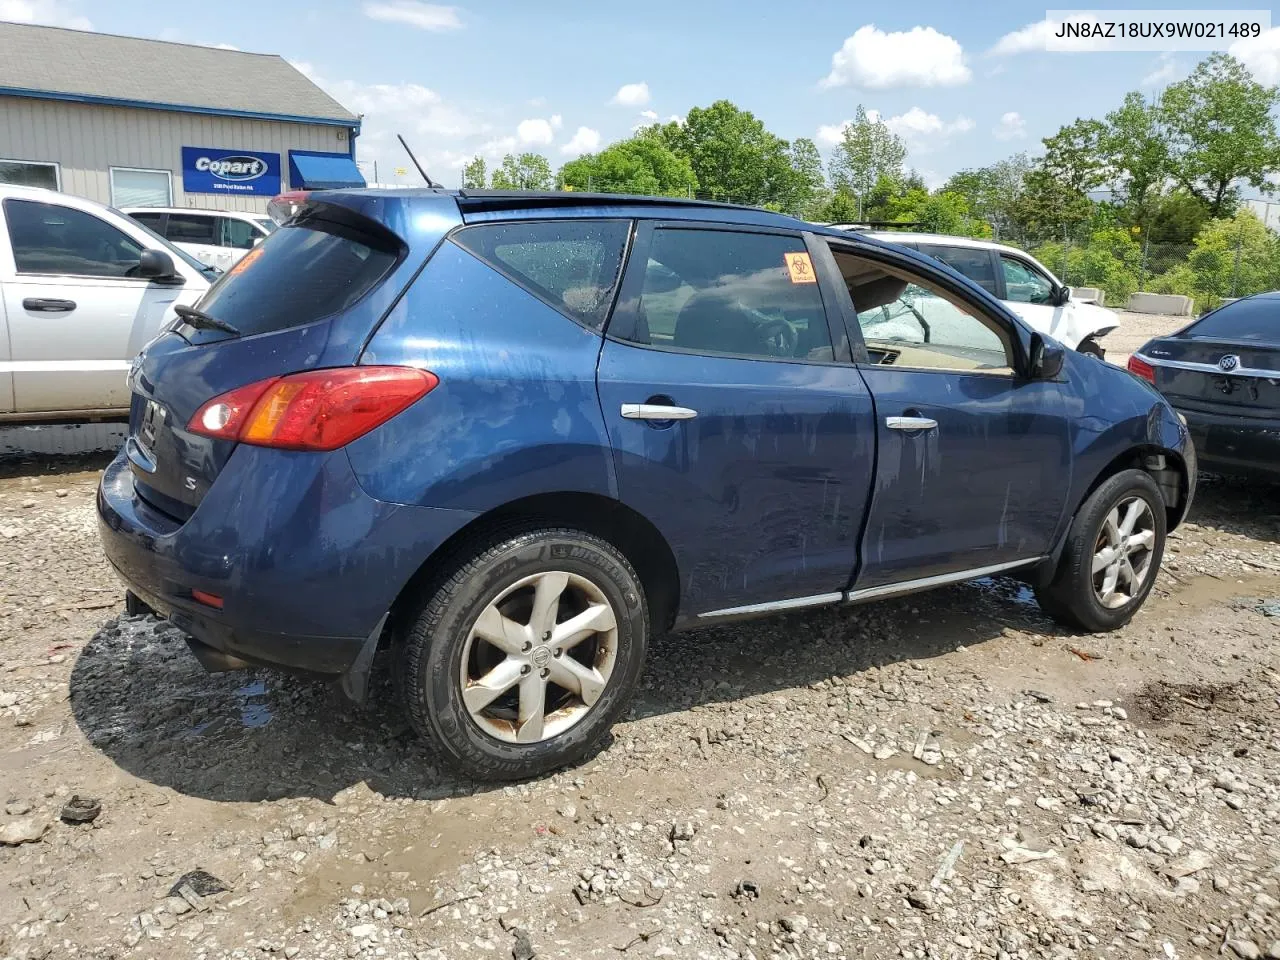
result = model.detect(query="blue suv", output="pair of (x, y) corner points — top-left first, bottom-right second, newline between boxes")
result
(98, 190), (1195, 780)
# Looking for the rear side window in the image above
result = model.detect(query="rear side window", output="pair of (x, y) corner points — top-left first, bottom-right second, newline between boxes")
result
(917, 244), (998, 296)
(1184, 297), (1278, 343)
(194, 219), (399, 337)
(128, 211), (165, 229)
(166, 213), (215, 244)
(453, 220), (629, 329)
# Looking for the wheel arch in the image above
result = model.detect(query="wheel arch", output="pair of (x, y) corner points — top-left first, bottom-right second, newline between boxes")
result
(387, 491), (681, 642)
(1063, 444), (1190, 553)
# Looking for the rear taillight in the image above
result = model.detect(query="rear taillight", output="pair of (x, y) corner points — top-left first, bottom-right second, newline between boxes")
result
(267, 190), (310, 224)
(1127, 355), (1156, 384)
(188, 367), (437, 451)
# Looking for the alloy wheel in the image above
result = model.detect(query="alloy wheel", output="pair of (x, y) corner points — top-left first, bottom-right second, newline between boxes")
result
(1091, 496), (1157, 609)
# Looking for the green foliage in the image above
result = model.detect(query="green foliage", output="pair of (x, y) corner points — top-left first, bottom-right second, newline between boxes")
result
(490, 153), (553, 191)
(1029, 228), (1143, 304)
(943, 154), (1031, 239)
(658, 100), (797, 205)
(1103, 92), (1170, 221)
(784, 137), (827, 218)
(461, 156), (487, 190)
(559, 135), (697, 197)
(827, 106), (907, 218)
(1150, 209), (1280, 310)
(1146, 190), (1210, 244)
(1160, 53), (1280, 217)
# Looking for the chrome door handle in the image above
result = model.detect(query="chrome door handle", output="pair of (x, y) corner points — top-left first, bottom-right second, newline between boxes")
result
(886, 416), (938, 431)
(621, 403), (698, 421)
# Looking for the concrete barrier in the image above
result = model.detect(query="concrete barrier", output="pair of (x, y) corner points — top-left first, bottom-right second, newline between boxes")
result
(1071, 286), (1105, 305)
(1126, 292), (1194, 316)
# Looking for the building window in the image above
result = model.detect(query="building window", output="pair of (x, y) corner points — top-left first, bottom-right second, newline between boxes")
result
(0, 159), (60, 191)
(110, 167), (172, 208)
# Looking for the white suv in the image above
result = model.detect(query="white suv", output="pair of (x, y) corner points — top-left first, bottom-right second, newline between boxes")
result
(840, 230), (1120, 357)
(123, 207), (275, 272)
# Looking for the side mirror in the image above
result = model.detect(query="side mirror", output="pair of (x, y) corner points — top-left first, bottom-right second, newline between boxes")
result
(1029, 332), (1066, 380)
(1053, 284), (1071, 307)
(137, 249), (178, 281)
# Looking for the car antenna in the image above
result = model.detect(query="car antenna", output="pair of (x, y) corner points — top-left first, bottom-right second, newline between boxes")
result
(397, 134), (441, 189)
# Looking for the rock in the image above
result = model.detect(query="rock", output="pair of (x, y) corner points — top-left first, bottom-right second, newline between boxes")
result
(1164, 851), (1212, 878)
(873, 745), (897, 761)
(558, 803), (577, 820)
(5, 800), (31, 815)
(1109, 747), (1138, 765)
(1156, 836), (1183, 856)
(1226, 940), (1261, 960)
(781, 915), (809, 935)
(349, 923), (378, 939)
(60, 795), (101, 824)
(1256, 893), (1280, 913)
(1262, 941), (1280, 960)
(670, 821), (695, 841)
(0, 817), (48, 845)
(906, 889), (934, 911)
(1111, 707), (1129, 720)
(285, 949), (300, 959)
(166, 869), (229, 899)
(1175, 877), (1200, 896)
(1001, 847), (1056, 864)
(731, 879), (760, 902)
(1215, 774), (1237, 792)
(510, 927), (535, 960)
(163, 897), (191, 917)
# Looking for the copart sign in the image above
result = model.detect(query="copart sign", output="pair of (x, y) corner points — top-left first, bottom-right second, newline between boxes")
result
(181, 147), (281, 196)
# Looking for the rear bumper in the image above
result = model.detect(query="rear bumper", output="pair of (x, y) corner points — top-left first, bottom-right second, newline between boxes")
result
(96, 446), (477, 676)
(1176, 406), (1280, 479)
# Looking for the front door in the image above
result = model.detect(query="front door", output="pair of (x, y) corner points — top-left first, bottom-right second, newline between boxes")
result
(826, 241), (1073, 589)
(597, 223), (875, 620)
(0, 196), (180, 413)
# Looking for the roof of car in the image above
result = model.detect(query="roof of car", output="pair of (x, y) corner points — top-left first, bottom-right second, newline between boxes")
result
(860, 230), (1028, 258)
(121, 207), (270, 220)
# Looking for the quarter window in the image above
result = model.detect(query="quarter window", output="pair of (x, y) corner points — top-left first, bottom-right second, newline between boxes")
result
(621, 229), (833, 362)
(0, 159), (59, 191)
(917, 244), (998, 296)
(4, 198), (144, 278)
(1000, 255), (1055, 305)
(830, 246), (1014, 374)
(453, 220), (630, 329)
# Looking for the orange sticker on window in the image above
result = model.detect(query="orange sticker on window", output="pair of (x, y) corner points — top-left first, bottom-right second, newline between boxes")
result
(227, 243), (266, 278)
(784, 251), (817, 284)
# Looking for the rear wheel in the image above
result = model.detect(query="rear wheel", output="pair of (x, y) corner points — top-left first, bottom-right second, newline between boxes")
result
(1077, 337), (1105, 359)
(399, 527), (648, 781)
(1035, 469), (1166, 632)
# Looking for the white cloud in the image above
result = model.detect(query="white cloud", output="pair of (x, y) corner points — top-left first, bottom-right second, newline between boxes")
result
(561, 126), (602, 156)
(0, 0), (92, 29)
(1230, 27), (1280, 85)
(993, 111), (1026, 140)
(989, 16), (1114, 55)
(362, 0), (461, 31)
(550, 114), (563, 130)
(611, 82), (651, 106)
(666, 114), (684, 125)
(1141, 53), (1179, 87)
(816, 123), (847, 147)
(883, 107), (974, 148)
(821, 25), (970, 89)
(639, 109), (658, 120)
(527, 96), (547, 108)
(516, 118), (555, 145)
(918, 169), (947, 190)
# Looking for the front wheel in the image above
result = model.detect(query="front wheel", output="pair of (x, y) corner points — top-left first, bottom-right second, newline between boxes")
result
(1035, 469), (1166, 632)
(399, 527), (649, 781)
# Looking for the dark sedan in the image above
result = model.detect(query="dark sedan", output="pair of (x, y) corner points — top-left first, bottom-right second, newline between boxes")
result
(1129, 292), (1279, 480)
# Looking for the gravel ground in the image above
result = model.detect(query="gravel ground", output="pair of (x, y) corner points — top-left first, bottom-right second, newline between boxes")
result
(2, 447), (1279, 960)
(1099, 311), (1191, 366)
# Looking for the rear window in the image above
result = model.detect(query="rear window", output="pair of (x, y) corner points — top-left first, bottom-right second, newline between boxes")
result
(453, 220), (630, 329)
(194, 218), (399, 337)
(917, 244), (998, 296)
(1183, 297), (1278, 343)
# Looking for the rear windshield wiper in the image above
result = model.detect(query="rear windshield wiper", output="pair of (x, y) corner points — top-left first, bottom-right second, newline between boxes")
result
(174, 304), (240, 337)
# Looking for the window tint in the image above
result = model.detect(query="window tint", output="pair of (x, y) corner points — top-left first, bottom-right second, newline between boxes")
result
(166, 213), (216, 244)
(194, 219), (399, 338)
(830, 246), (1013, 373)
(1000, 255), (1055, 304)
(0, 160), (58, 190)
(1184, 297), (1279, 343)
(128, 211), (165, 229)
(917, 244), (998, 296)
(219, 217), (259, 250)
(623, 229), (833, 362)
(453, 220), (628, 329)
(4, 198), (144, 278)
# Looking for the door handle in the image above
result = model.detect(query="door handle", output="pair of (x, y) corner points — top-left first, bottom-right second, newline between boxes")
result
(621, 403), (698, 421)
(22, 298), (76, 313)
(886, 415), (938, 431)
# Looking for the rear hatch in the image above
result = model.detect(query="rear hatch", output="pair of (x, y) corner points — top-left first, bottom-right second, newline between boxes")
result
(125, 197), (414, 521)
(1145, 298), (1280, 417)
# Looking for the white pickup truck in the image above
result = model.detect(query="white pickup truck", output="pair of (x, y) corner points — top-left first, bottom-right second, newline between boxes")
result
(0, 185), (214, 421)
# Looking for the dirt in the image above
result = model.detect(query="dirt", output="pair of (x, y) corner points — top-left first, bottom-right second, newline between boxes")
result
(1, 453), (1278, 960)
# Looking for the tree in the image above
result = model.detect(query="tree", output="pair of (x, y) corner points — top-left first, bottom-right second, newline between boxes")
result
(1013, 120), (1109, 236)
(1160, 53), (1280, 217)
(784, 137), (827, 218)
(1152, 209), (1280, 309)
(558, 135), (697, 197)
(659, 100), (799, 205)
(490, 153), (553, 191)
(461, 156), (487, 189)
(1102, 91), (1171, 223)
(1146, 189), (1209, 244)
(944, 154), (1032, 239)
(826, 106), (906, 220)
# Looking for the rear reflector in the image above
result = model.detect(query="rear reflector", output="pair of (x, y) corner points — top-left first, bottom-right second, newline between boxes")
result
(191, 589), (224, 609)
(189, 366), (438, 451)
(1127, 355), (1156, 384)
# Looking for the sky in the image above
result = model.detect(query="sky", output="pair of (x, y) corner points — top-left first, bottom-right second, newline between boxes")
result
(3, 0), (1280, 191)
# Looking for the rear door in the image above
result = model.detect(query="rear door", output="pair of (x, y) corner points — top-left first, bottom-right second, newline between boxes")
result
(0, 196), (182, 414)
(597, 221), (875, 619)
(164, 212), (228, 270)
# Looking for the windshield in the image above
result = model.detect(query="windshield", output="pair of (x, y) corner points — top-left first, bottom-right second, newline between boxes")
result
(114, 207), (221, 278)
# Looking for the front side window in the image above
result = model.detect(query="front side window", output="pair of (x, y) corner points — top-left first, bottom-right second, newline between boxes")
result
(831, 246), (1013, 374)
(621, 228), (833, 362)
(4, 198), (144, 278)
(453, 220), (629, 329)
(917, 244), (998, 296)
(109, 168), (172, 208)
(165, 213), (216, 245)
(219, 217), (259, 250)
(1000, 255), (1055, 304)
(0, 159), (59, 191)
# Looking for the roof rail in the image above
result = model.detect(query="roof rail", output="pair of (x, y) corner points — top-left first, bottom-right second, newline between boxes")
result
(454, 190), (765, 214)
